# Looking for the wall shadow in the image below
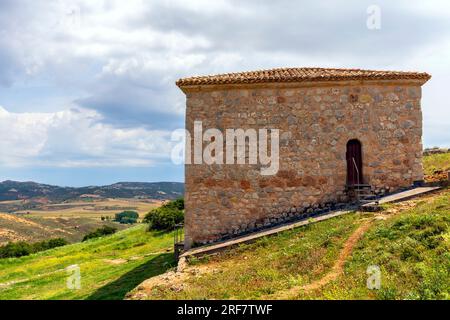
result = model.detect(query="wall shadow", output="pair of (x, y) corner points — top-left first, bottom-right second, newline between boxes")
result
(87, 253), (175, 300)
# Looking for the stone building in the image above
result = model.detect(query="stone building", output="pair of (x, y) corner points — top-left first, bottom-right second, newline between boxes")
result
(176, 67), (431, 248)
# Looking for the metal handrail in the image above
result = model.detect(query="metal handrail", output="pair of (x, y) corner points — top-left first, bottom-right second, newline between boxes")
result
(352, 157), (360, 186)
(352, 157), (361, 202)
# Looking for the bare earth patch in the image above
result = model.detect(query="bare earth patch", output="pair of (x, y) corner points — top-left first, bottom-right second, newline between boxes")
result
(104, 259), (128, 265)
(127, 260), (220, 300)
(0, 228), (28, 243)
(0, 213), (43, 228)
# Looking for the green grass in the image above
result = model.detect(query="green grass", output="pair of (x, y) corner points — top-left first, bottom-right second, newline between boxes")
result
(423, 152), (450, 176)
(138, 190), (449, 300)
(141, 212), (364, 299)
(0, 225), (176, 300)
(294, 190), (450, 300)
(2, 154), (448, 300)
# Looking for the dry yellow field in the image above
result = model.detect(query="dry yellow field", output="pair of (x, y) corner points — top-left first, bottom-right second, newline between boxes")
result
(15, 198), (163, 219)
(0, 198), (164, 244)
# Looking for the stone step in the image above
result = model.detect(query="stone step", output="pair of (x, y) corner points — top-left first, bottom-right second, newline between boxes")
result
(348, 183), (372, 188)
(360, 204), (382, 212)
(355, 190), (375, 195)
(357, 197), (376, 200)
(356, 191), (376, 196)
(359, 199), (378, 203)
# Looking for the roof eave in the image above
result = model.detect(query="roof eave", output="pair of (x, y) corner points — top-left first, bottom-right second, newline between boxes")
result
(176, 77), (431, 94)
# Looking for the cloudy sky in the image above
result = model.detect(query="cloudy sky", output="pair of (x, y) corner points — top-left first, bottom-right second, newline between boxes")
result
(0, 0), (449, 186)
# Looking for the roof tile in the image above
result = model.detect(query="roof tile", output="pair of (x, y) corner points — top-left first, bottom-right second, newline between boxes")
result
(176, 67), (431, 87)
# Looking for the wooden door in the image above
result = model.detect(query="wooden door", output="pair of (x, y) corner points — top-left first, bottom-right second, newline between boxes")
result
(346, 139), (363, 185)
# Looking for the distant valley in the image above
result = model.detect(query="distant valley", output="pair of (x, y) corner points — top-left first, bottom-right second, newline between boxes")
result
(0, 180), (184, 202)
(0, 180), (184, 245)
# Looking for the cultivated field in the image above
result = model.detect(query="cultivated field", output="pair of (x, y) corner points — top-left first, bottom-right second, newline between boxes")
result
(0, 198), (162, 245)
(13, 198), (162, 218)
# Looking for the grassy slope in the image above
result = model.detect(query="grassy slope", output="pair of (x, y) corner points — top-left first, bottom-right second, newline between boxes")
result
(141, 190), (449, 300)
(1, 153), (448, 300)
(0, 225), (176, 300)
(423, 152), (450, 178)
(144, 213), (364, 299)
(295, 190), (450, 300)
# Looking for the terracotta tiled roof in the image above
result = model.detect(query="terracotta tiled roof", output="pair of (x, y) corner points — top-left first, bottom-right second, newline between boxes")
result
(176, 67), (431, 87)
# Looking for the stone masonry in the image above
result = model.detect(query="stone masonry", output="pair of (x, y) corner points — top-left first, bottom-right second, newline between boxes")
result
(177, 68), (431, 248)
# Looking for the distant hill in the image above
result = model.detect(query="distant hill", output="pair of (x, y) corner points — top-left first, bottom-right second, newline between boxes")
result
(0, 180), (184, 201)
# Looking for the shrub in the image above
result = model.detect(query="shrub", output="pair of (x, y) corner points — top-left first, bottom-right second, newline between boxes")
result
(143, 198), (184, 231)
(0, 242), (32, 259)
(0, 238), (69, 259)
(376, 287), (398, 300)
(82, 226), (117, 242)
(114, 210), (139, 224)
(32, 238), (69, 252)
(165, 198), (184, 211)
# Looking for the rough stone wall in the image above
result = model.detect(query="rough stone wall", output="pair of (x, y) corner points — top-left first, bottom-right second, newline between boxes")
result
(184, 81), (424, 247)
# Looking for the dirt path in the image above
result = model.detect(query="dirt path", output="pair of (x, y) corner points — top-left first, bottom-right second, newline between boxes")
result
(0, 249), (172, 291)
(0, 268), (67, 289)
(127, 190), (444, 300)
(268, 192), (440, 299)
(301, 221), (372, 292)
(268, 220), (372, 299)
(128, 221), (376, 301)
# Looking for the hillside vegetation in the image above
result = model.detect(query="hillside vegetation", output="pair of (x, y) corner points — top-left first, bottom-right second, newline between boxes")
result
(0, 153), (448, 300)
(0, 198), (161, 245)
(0, 180), (184, 202)
(132, 189), (449, 300)
(0, 225), (175, 300)
(0, 213), (129, 245)
(128, 153), (449, 300)
(423, 152), (450, 182)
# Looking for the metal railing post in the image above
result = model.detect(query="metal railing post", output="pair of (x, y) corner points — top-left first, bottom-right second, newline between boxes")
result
(352, 157), (360, 202)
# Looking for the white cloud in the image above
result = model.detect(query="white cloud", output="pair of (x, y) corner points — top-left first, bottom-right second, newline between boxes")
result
(0, 106), (173, 168)
(0, 0), (449, 176)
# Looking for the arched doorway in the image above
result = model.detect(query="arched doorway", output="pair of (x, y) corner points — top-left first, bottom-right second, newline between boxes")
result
(346, 139), (363, 185)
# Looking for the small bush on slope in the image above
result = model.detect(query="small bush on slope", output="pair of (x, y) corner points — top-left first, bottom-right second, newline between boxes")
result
(114, 211), (139, 224)
(82, 226), (117, 242)
(0, 238), (68, 259)
(143, 198), (184, 231)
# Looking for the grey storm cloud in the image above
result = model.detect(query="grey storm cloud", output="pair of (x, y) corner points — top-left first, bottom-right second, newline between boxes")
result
(70, 0), (450, 132)
(0, 0), (449, 146)
(76, 83), (185, 130)
(141, 0), (450, 61)
(0, 47), (21, 86)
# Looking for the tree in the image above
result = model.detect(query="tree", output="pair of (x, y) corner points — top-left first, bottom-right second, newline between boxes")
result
(114, 210), (139, 224)
(82, 226), (117, 242)
(143, 198), (184, 231)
